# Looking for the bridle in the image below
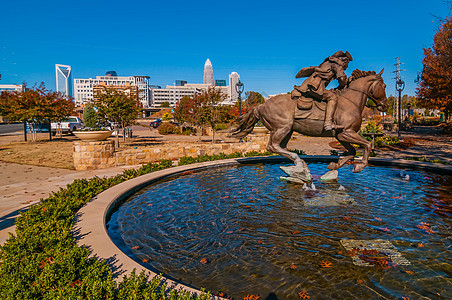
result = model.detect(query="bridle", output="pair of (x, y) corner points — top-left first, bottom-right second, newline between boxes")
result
(346, 78), (385, 109)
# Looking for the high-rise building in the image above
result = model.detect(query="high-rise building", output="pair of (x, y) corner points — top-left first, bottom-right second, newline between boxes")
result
(73, 72), (151, 107)
(203, 59), (214, 85)
(55, 64), (72, 97)
(229, 72), (240, 102)
(0, 84), (24, 93)
(215, 79), (226, 86)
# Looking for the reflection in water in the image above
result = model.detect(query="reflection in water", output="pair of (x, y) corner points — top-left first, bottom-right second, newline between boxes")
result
(107, 163), (452, 299)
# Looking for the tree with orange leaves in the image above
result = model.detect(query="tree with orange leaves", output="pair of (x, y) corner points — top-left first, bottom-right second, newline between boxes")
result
(417, 12), (452, 121)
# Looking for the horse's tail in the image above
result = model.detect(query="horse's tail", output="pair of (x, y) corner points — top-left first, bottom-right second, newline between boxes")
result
(230, 106), (260, 138)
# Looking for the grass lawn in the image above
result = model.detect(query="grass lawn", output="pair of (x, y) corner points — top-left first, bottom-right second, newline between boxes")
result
(0, 139), (75, 169)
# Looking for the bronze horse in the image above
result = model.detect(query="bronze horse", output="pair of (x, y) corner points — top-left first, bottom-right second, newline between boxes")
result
(231, 69), (389, 176)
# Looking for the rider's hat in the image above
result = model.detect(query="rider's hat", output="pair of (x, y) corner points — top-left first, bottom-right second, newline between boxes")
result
(331, 51), (353, 61)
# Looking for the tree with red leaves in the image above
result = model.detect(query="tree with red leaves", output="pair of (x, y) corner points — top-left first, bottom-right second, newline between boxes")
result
(417, 12), (452, 121)
(0, 83), (74, 142)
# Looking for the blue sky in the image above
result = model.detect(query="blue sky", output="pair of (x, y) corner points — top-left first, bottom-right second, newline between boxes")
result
(1, 0), (450, 98)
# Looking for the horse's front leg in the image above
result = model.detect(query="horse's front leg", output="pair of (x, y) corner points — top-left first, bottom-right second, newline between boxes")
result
(335, 129), (371, 173)
(328, 139), (356, 170)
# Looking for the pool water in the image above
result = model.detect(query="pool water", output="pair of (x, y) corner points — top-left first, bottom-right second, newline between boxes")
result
(107, 163), (452, 299)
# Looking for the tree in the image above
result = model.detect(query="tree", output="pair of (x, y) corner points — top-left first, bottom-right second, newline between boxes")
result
(174, 96), (196, 125)
(160, 101), (170, 108)
(83, 102), (98, 128)
(0, 84), (74, 142)
(94, 86), (142, 147)
(245, 91), (265, 108)
(194, 87), (227, 143)
(417, 13), (452, 121)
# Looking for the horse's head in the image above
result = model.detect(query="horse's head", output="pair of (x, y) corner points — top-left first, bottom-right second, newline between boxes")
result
(368, 69), (389, 112)
(348, 69), (388, 112)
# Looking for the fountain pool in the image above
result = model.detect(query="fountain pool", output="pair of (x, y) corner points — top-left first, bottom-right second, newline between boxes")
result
(107, 162), (451, 299)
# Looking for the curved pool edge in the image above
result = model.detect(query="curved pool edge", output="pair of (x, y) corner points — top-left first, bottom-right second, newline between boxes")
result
(73, 158), (240, 298)
(72, 155), (451, 297)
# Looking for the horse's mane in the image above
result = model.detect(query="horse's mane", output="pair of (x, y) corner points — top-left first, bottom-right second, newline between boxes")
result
(349, 69), (377, 82)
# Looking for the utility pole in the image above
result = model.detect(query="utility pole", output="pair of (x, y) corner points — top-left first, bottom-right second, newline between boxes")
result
(392, 57), (405, 140)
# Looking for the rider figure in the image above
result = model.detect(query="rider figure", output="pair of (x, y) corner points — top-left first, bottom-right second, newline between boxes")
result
(291, 51), (353, 131)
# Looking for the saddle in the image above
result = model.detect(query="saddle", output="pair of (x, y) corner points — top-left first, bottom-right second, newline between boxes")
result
(294, 97), (327, 120)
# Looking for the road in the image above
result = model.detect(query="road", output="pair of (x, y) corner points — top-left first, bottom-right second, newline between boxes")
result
(0, 123), (24, 135)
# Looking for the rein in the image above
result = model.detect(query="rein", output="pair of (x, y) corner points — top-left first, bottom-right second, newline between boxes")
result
(346, 80), (382, 108)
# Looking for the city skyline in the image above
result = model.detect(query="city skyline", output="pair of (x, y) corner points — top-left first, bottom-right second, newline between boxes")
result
(1, 0), (450, 98)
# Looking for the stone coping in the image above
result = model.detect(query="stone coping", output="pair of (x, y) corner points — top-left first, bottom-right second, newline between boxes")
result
(73, 156), (451, 297)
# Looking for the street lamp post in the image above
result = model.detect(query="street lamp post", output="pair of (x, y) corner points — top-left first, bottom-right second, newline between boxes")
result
(235, 80), (244, 117)
(396, 78), (405, 140)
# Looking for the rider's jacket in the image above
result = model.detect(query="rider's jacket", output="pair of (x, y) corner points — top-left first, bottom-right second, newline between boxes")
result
(294, 56), (348, 100)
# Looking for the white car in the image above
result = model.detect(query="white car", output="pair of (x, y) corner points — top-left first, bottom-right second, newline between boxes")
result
(51, 116), (83, 134)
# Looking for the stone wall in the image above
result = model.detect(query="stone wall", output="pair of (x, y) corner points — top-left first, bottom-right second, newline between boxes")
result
(73, 134), (268, 170)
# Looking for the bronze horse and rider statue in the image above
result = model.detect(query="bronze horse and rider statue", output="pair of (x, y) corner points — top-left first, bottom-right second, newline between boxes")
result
(231, 51), (389, 182)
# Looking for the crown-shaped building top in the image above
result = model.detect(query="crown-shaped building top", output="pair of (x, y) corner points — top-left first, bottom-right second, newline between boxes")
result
(203, 58), (214, 85)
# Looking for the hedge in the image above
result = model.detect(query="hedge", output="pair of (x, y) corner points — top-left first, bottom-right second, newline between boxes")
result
(0, 151), (273, 299)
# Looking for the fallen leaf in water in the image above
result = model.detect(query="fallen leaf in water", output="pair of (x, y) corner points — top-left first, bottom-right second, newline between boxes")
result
(374, 217), (382, 221)
(292, 230), (300, 234)
(418, 243), (424, 247)
(200, 258), (207, 264)
(132, 246), (140, 250)
(320, 260), (333, 268)
(416, 222), (434, 234)
(226, 231), (233, 234)
(244, 294), (260, 300)
(401, 297), (412, 300)
(258, 240), (263, 244)
(337, 251), (343, 255)
(343, 216), (351, 221)
(356, 278), (364, 284)
(377, 227), (391, 232)
(240, 228), (246, 231)
(156, 214), (162, 218)
(405, 270), (415, 275)
(142, 258), (149, 263)
(390, 196), (400, 199)
(298, 290), (310, 299)
(290, 264), (297, 270)
(221, 196), (229, 199)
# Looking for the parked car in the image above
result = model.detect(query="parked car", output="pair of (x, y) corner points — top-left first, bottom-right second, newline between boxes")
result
(51, 116), (83, 135)
(26, 122), (50, 133)
(150, 118), (162, 128)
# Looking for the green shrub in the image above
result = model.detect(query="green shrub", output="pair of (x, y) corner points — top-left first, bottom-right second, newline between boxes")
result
(214, 123), (228, 131)
(158, 122), (181, 135)
(375, 136), (400, 147)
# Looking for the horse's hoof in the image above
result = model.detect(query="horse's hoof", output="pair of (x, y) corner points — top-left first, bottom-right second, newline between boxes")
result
(353, 163), (366, 173)
(328, 162), (339, 170)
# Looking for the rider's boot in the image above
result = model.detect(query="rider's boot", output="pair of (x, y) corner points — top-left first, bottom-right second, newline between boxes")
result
(324, 94), (344, 131)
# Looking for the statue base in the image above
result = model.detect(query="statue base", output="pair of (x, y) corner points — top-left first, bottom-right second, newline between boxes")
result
(320, 170), (338, 182)
(280, 165), (312, 183)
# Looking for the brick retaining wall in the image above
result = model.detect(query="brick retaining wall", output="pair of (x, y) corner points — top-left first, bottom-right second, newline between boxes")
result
(73, 134), (268, 170)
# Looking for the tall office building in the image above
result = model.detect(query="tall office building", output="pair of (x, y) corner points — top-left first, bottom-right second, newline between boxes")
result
(55, 64), (72, 97)
(203, 59), (214, 85)
(229, 72), (240, 102)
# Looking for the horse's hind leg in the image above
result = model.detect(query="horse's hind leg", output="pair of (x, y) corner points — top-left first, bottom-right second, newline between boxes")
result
(267, 126), (306, 167)
(328, 140), (356, 170)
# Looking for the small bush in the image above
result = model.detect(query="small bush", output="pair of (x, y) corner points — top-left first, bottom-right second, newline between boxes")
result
(375, 136), (400, 147)
(158, 122), (181, 135)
